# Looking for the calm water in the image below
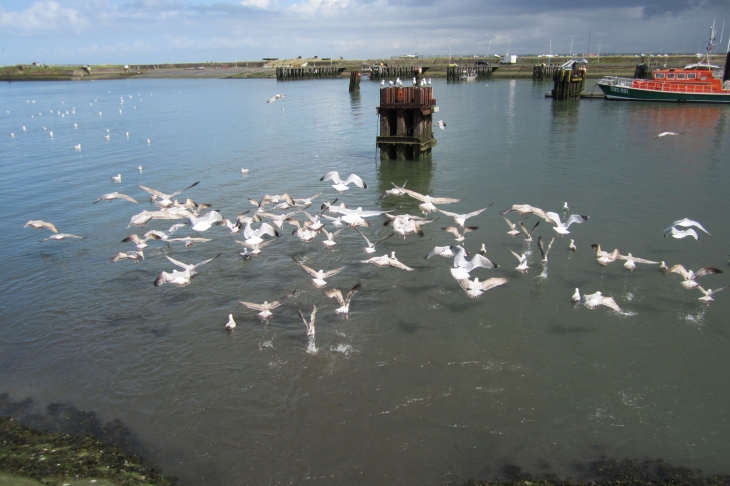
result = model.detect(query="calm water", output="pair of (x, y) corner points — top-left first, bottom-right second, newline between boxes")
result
(1, 77), (729, 485)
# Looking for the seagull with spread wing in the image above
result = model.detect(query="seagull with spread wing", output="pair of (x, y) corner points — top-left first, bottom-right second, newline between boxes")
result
(324, 283), (361, 316)
(137, 181), (200, 208)
(154, 252), (220, 287)
(239, 290), (296, 321)
(293, 258), (346, 288)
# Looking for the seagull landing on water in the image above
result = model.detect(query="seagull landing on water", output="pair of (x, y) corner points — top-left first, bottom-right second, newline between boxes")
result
(154, 252), (220, 287)
(325, 283), (361, 317)
(503, 244), (529, 273)
(574, 290), (623, 312)
(501, 214), (521, 237)
(666, 264), (723, 289)
(293, 258), (345, 288)
(239, 290), (296, 322)
(618, 252), (659, 271)
(458, 277), (509, 299)
(225, 314), (236, 330)
(520, 220), (540, 241)
(297, 306), (317, 340)
(537, 235), (555, 264)
(697, 286), (728, 304)
(320, 171), (367, 192)
(569, 239), (577, 251)
(591, 244), (621, 266)
(546, 212), (588, 235)
(352, 226), (394, 254)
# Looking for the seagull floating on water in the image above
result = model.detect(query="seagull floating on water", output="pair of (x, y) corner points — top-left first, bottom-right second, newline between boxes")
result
(225, 314), (236, 330)
(111, 174), (122, 183)
(697, 285), (728, 303)
(575, 290), (623, 312)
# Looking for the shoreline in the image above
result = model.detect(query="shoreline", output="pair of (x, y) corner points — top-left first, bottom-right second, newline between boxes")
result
(2, 55), (721, 82)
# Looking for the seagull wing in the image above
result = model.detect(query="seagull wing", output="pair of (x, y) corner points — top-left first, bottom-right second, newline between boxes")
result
(137, 184), (165, 199)
(163, 253), (191, 269)
(374, 232), (395, 245)
(320, 171), (342, 184)
(429, 196), (461, 204)
(343, 174), (366, 188)
(565, 214), (588, 228)
(468, 254), (498, 270)
(546, 211), (563, 226)
(389, 259), (414, 271)
(466, 207), (490, 218)
(269, 290), (296, 309)
(425, 246), (453, 259)
(401, 188), (427, 202)
(672, 218), (710, 234)
(324, 288), (345, 306)
(630, 256), (659, 264)
(695, 267), (723, 278)
(352, 226), (373, 246)
(479, 277), (510, 291)
(667, 264), (690, 279)
(502, 243), (522, 261)
(600, 296), (623, 312)
(293, 259), (318, 277)
(323, 265), (346, 278)
(501, 214), (517, 230)
(438, 209), (460, 218)
(345, 283), (362, 303)
(442, 227), (462, 237)
(116, 193), (139, 203)
(240, 300), (267, 311)
(190, 253), (221, 270)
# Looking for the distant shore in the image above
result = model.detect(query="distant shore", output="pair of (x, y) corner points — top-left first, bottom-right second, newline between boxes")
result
(2, 55), (722, 82)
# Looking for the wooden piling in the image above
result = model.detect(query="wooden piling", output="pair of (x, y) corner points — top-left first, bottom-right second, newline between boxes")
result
(446, 64), (498, 81)
(376, 86), (437, 160)
(551, 63), (586, 100)
(349, 71), (361, 92)
(533, 64), (560, 81)
(276, 65), (346, 80)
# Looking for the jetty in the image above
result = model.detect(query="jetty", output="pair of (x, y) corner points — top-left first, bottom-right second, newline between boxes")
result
(376, 85), (438, 160)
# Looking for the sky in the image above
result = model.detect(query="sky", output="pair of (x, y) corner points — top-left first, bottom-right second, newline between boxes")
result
(0, 0), (728, 65)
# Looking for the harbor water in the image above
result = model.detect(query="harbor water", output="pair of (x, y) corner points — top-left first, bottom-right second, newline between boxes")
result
(1, 77), (729, 484)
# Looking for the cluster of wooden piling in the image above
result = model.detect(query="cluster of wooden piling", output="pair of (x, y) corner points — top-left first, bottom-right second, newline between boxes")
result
(376, 86), (437, 160)
(367, 65), (428, 81)
(533, 64), (561, 81)
(275, 66), (345, 80)
(446, 64), (497, 81)
(551, 66), (586, 100)
(633, 60), (659, 80)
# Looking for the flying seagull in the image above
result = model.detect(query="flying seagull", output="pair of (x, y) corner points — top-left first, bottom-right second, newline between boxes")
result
(154, 252), (220, 287)
(320, 171), (367, 192)
(292, 258), (346, 288)
(239, 290), (296, 321)
(93, 192), (138, 204)
(324, 283), (361, 316)
(458, 277), (509, 299)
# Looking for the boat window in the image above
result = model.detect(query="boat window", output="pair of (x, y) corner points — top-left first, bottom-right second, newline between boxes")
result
(688, 73), (696, 79)
(677, 73), (686, 79)
(702, 76), (707, 80)
(655, 73), (665, 79)
(667, 73), (675, 79)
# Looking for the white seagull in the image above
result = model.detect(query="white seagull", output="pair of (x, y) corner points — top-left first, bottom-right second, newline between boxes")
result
(438, 205), (491, 227)
(618, 252), (659, 271)
(519, 220), (540, 241)
(111, 174), (122, 183)
(503, 244), (529, 274)
(696, 286), (728, 303)
(154, 252), (220, 287)
(361, 251), (413, 271)
(293, 258), (346, 288)
(324, 283), (361, 316)
(320, 171), (367, 192)
(40, 232), (83, 242)
(321, 228), (343, 248)
(93, 192), (138, 204)
(436, 120), (446, 130)
(667, 264), (723, 289)
(442, 226), (478, 242)
(188, 210), (223, 232)
(458, 277), (509, 299)
(664, 226), (699, 240)
(137, 181), (200, 208)
(655, 131), (681, 138)
(400, 187), (460, 214)
(664, 218), (710, 235)
(24, 220), (58, 234)
(111, 251), (144, 263)
(239, 290), (296, 321)
(267, 94), (286, 103)
(297, 305), (317, 340)
(578, 290), (623, 312)
(537, 235), (555, 264)
(225, 314), (236, 330)
(591, 244), (621, 266)
(502, 214), (521, 237)
(352, 227), (394, 254)
(242, 221), (279, 245)
(546, 211), (588, 235)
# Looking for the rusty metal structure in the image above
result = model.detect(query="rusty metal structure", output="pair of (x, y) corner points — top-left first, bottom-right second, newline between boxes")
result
(376, 86), (438, 160)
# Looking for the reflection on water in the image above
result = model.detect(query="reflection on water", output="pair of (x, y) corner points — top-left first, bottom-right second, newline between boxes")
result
(376, 159), (433, 214)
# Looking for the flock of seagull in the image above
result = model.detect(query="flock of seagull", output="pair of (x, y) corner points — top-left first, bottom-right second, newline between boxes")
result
(12, 90), (727, 355)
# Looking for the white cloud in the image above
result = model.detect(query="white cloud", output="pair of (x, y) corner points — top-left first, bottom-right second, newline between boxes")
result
(0, 1), (89, 35)
(240, 0), (271, 8)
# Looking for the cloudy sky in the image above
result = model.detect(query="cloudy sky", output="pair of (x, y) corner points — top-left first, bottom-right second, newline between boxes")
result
(0, 0), (728, 64)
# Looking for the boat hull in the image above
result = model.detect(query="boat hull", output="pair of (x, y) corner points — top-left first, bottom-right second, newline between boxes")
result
(598, 83), (730, 103)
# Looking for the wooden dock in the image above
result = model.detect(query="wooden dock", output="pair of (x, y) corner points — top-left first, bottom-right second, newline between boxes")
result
(533, 64), (560, 81)
(367, 65), (429, 81)
(376, 86), (437, 160)
(275, 66), (346, 80)
(446, 64), (498, 81)
(550, 63), (587, 100)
